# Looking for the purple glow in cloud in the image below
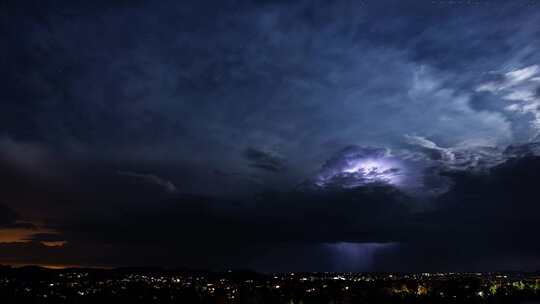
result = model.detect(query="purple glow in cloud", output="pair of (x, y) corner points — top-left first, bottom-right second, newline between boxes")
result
(313, 146), (406, 189)
(341, 158), (403, 184)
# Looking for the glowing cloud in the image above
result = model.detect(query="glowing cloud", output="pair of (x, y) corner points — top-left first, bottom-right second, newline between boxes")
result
(313, 146), (406, 189)
(41, 241), (68, 247)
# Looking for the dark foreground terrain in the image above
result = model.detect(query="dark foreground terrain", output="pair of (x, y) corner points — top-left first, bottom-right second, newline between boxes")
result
(1, 265), (539, 303)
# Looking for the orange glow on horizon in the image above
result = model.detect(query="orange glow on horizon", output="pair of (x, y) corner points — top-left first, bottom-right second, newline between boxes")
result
(0, 222), (64, 245)
(0, 227), (39, 243)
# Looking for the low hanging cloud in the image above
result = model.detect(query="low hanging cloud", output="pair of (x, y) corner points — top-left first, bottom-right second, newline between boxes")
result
(243, 147), (286, 173)
(404, 135), (507, 171)
(0, 216), (64, 246)
(25, 233), (68, 248)
(117, 171), (178, 193)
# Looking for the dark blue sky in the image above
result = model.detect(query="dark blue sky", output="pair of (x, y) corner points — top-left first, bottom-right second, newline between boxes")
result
(1, 0), (540, 271)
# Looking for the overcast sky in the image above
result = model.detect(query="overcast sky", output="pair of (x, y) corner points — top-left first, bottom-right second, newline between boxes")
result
(2, 0), (540, 272)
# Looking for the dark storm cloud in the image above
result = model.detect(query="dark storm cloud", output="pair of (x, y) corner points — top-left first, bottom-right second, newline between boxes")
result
(243, 147), (286, 173)
(434, 156), (540, 245)
(2, 148), (540, 270)
(371, 155), (540, 271)
(30, 183), (411, 269)
(48, 183), (408, 246)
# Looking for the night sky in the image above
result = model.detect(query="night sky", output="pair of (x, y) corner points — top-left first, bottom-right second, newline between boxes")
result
(2, 0), (540, 272)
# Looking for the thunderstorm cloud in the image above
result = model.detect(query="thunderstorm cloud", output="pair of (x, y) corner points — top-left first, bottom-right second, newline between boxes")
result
(2, 0), (540, 271)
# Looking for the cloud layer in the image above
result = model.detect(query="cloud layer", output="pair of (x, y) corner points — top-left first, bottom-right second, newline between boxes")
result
(2, 0), (540, 271)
